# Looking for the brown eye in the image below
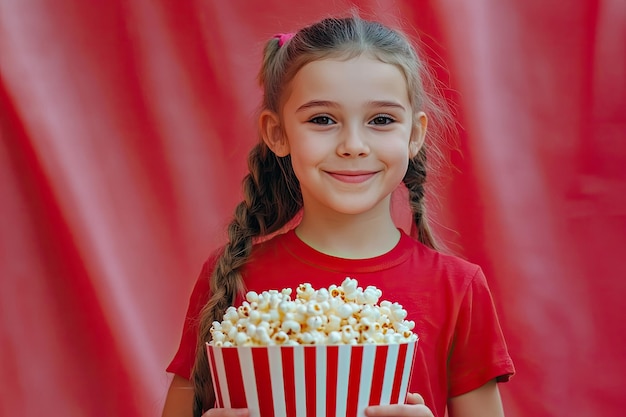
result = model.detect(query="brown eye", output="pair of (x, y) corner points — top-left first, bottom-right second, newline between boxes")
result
(370, 115), (394, 125)
(309, 116), (335, 125)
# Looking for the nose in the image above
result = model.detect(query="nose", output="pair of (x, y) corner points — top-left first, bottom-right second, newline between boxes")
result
(336, 124), (370, 157)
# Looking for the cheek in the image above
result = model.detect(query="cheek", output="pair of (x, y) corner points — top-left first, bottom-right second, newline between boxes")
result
(378, 140), (411, 162)
(284, 137), (316, 177)
(285, 129), (328, 160)
(289, 148), (326, 186)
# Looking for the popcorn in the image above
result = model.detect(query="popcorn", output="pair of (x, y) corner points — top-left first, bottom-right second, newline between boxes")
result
(209, 277), (418, 346)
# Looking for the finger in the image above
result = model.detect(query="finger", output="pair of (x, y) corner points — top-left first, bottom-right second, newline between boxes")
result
(364, 404), (433, 417)
(203, 408), (249, 417)
(406, 392), (425, 405)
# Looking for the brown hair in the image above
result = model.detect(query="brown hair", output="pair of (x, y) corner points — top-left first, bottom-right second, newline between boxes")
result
(191, 15), (452, 416)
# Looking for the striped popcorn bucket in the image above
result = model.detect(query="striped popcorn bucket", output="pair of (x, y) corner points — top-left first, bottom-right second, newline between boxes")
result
(207, 341), (418, 417)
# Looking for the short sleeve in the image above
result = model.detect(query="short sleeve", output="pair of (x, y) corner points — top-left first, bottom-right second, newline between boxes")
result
(447, 267), (515, 397)
(166, 259), (214, 380)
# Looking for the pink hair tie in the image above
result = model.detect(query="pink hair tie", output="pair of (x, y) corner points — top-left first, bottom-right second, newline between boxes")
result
(274, 32), (295, 47)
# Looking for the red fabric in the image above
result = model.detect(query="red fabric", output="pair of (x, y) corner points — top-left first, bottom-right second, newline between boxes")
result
(167, 229), (514, 417)
(1, 1), (624, 417)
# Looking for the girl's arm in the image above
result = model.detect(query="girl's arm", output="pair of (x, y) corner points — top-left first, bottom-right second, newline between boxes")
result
(161, 375), (249, 417)
(162, 375), (194, 417)
(448, 380), (505, 417)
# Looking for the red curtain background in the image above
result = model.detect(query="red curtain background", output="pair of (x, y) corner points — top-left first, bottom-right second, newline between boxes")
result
(1, 1), (625, 416)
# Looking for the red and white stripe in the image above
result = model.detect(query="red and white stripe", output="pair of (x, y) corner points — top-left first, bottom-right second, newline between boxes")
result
(207, 341), (417, 417)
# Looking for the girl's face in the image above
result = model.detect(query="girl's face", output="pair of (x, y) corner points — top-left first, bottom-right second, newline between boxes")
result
(265, 54), (425, 220)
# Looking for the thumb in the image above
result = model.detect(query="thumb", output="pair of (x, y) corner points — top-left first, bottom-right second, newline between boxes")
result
(406, 392), (425, 405)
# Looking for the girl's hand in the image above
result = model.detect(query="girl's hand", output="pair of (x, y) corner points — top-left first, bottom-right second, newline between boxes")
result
(201, 395), (431, 417)
(202, 409), (249, 417)
(364, 393), (434, 417)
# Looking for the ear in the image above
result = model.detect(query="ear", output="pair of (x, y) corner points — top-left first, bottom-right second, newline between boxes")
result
(259, 110), (290, 157)
(409, 111), (428, 158)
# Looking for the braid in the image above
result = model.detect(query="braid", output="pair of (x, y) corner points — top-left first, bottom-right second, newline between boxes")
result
(403, 146), (438, 250)
(191, 143), (302, 416)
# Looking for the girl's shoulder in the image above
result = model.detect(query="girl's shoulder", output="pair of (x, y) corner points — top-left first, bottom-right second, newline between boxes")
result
(403, 231), (482, 271)
(399, 232), (489, 296)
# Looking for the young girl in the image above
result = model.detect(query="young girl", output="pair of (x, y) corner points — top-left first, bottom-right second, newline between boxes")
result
(162, 15), (514, 417)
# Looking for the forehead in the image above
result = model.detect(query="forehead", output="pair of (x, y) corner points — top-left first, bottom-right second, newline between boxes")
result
(283, 55), (410, 108)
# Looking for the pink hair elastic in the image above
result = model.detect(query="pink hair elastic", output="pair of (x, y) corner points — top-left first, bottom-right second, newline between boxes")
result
(274, 32), (295, 47)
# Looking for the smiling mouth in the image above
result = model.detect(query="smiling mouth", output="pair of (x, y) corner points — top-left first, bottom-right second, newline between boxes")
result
(326, 171), (378, 184)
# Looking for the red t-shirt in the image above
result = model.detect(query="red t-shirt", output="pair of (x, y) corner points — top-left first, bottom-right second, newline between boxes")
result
(167, 229), (514, 417)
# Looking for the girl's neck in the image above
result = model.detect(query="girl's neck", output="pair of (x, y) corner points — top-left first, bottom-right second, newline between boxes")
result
(295, 211), (400, 259)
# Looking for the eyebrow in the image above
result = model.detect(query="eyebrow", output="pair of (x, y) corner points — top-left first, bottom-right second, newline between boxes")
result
(368, 100), (407, 112)
(295, 100), (407, 113)
(295, 100), (338, 113)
